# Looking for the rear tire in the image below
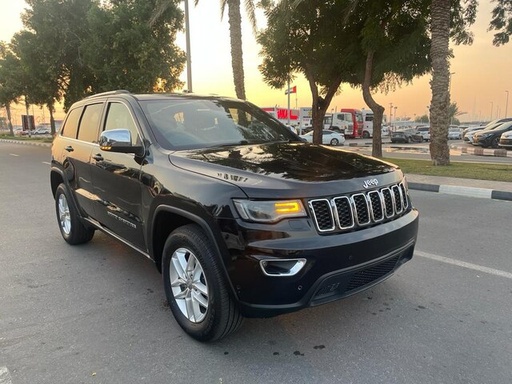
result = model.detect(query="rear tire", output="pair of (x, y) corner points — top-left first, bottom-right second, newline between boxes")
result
(162, 224), (243, 341)
(55, 184), (95, 245)
(362, 131), (370, 139)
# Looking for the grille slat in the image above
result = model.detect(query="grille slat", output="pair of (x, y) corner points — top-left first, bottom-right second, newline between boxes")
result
(309, 182), (409, 233)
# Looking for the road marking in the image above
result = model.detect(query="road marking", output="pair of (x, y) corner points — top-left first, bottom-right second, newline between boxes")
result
(42, 161), (51, 165)
(416, 250), (512, 280)
(9, 154), (19, 157)
(0, 367), (12, 384)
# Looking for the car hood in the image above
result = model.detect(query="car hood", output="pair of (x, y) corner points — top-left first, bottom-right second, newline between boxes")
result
(169, 142), (401, 198)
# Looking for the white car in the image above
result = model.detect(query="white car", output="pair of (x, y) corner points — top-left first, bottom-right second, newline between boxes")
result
(448, 127), (463, 140)
(416, 126), (430, 141)
(463, 126), (485, 142)
(300, 130), (345, 146)
(498, 130), (512, 149)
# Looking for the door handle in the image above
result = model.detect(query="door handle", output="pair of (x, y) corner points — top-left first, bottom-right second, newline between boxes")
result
(65, 146), (74, 152)
(92, 154), (104, 162)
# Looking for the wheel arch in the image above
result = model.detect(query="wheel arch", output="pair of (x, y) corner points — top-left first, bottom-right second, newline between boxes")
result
(150, 205), (233, 290)
(50, 167), (65, 198)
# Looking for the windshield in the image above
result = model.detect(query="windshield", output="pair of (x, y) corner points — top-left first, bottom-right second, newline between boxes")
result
(140, 98), (299, 150)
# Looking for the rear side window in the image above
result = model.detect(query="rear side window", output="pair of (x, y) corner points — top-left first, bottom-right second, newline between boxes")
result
(61, 107), (83, 139)
(77, 103), (103, 143)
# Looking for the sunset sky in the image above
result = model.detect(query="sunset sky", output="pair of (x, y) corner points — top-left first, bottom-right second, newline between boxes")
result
(1, 1), (511, 125)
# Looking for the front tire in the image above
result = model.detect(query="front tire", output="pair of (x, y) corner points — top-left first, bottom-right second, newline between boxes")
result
(330, 138), (339, 146)
(55, 184), (95, 245)
(162, 225), (243, 341)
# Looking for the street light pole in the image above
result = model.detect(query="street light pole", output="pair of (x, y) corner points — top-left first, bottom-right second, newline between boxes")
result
(506, 91), (509, 117)
(490, 101), (493, 120)
(184, 0), (193, 93)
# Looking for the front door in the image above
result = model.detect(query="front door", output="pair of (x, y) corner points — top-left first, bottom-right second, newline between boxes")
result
(90, 101), (146, 251)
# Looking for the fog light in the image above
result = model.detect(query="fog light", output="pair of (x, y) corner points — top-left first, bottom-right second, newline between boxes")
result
(259, 259), (306, 277)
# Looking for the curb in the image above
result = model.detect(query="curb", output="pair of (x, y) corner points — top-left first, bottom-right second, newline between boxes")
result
(459, 146), (512, 158)
(408, 182), (512, 201)
(0, 138), (52, 147)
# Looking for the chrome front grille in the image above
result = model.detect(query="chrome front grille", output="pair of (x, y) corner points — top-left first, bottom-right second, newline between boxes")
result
(308, 182), (409, 233)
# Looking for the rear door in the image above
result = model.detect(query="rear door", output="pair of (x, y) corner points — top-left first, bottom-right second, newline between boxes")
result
(58, 103), (103, 219)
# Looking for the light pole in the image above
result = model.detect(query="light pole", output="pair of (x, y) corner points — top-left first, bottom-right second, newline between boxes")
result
(490, 101), (493, 120)
(449, 72), (455, 95)
(506, 91), (509, 117)
(184, 0), (192, 92)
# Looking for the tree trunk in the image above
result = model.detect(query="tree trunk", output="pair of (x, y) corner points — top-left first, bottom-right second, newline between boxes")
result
(25, 97), (31, 138)
(6, 104), (14, 136)
(429, 0), (451, 166)
(227, 0), (246, 100)
(361, 51), (385, 158)
(49, 107), (55, 136)
(306, 72), (341, 145)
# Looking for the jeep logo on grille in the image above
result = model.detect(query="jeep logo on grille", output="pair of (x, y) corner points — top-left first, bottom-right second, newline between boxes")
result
(363, 178), (379, 189)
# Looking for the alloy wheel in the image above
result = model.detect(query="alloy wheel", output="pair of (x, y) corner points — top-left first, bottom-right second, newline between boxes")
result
(58, 193), (71, 235)
(169, 247), (209, 323)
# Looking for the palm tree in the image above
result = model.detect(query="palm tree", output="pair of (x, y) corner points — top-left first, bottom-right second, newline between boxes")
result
(210, 0), (257, 100)
(428, 0), (451, 166)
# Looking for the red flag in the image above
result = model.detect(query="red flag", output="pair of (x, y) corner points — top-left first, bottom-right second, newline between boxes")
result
(284, 86), (297, 95)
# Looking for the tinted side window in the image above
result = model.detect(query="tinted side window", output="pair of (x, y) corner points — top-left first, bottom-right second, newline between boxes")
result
(104, 102), (139, 145)
(61, 107), (83, 139)
(77, 103), (103, 143)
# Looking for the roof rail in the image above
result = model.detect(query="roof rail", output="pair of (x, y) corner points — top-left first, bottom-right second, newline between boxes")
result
(85, 90), (131, 99)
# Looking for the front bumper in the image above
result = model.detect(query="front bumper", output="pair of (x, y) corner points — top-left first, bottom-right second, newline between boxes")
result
(224, 208), (419, 318)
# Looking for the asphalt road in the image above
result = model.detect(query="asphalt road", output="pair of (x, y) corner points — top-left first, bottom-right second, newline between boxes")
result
(1, 142), (511, 384)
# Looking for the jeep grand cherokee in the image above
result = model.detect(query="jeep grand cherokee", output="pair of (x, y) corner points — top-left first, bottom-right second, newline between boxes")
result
(50, 90), (419, 341)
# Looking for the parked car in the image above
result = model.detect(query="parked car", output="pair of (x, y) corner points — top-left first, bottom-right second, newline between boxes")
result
(390, 129), (423, 143)
(300, 130), (345, 145)
(448, 126), (463, 140)
(463, 126), (486, 142)
(416, 126), (430, 141)
(473, 121), (512, 148)
(498, 130), (512, 149)
(50, 90), (418, 341)
(33, 127), (51, 135)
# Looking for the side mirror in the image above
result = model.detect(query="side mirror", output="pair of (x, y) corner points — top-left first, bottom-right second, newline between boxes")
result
(99, 129), (144, 156)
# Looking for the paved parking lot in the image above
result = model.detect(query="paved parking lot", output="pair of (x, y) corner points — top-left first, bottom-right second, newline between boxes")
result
(1, 142), (511, 384)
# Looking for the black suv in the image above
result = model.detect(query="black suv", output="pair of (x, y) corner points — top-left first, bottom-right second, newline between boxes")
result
(51, 91), (419, 341)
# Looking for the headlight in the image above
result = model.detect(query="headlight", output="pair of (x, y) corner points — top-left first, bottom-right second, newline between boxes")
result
(233, 199), (307, 223)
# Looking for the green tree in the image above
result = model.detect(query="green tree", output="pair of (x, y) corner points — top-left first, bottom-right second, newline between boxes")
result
(0, 43), (22, 135)
(10, 31), (62, 134)
(258, 1), (359, 145)
(21, 0), (97, 111)
(84, 0), (185, 94)
(489, 0), (512, 45)
(345, 0), (431, 157)
(259, 0), (430, 153)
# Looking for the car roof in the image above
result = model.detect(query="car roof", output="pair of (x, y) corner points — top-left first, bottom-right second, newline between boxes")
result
(82, 90), (239, 103)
